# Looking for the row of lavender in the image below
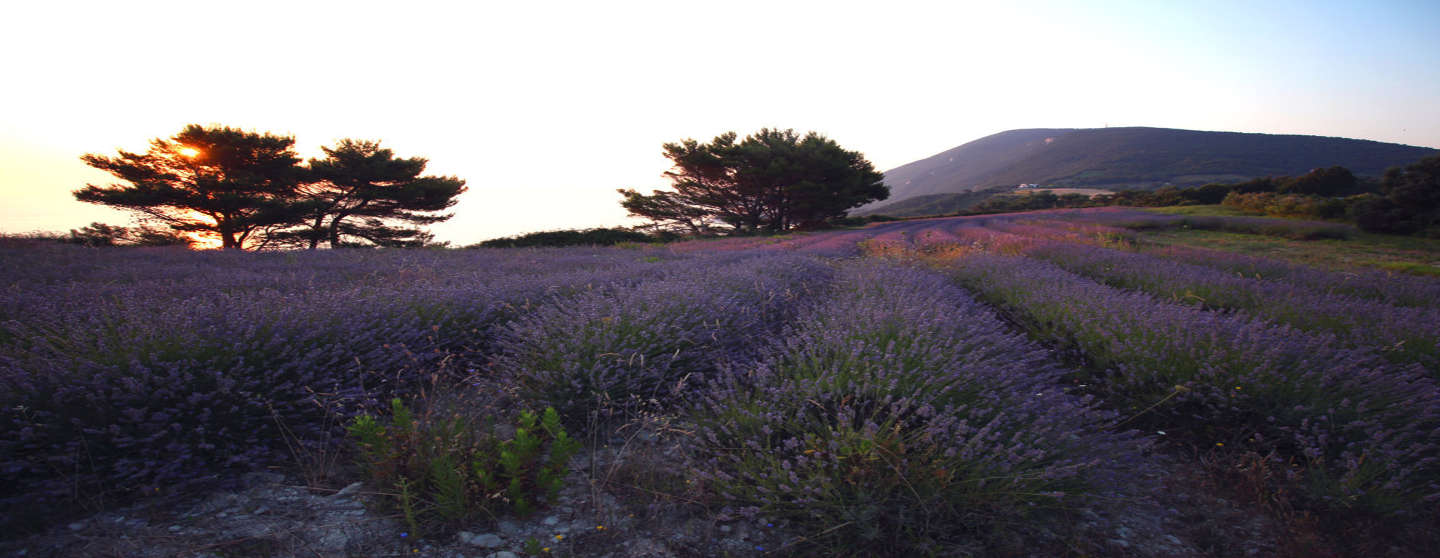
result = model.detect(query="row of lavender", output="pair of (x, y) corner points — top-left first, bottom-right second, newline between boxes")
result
(860, 213), (1440, 372)
(678, 216), (1440, 531)
(927, 249), (1440, 517)
(991, 212), (1440, 310)
(1017, 241), (1440, 372)
(684, 261), (1148, 554)
(491, 253), (837, 421)
(7, 208), (1435, 546)
(763, 213), (1440, 525)
(946, 215), (1440, 372)
(478, 244), (1154, 553)
(0, 242), (738, 527)
(865, 208), (1438, 309)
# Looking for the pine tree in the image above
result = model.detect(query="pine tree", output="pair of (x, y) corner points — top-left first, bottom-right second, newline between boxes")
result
(74, 125), (306, 249)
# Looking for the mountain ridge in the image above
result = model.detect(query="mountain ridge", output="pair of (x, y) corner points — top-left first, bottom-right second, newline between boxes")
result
(858, 127), (1437, 216)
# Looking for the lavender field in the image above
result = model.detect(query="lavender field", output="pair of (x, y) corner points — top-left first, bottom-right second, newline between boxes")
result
(3, 209), (1439, 556)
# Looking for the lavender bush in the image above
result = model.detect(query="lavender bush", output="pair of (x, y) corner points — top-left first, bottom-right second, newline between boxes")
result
(983, 212), (1440, 309)
(0, 244), (699, 530)
(1147, 243), (1440, 310)
(1059, 209), (1356, 240)
(492, 254), (834, 423)
(942, 254), (1440, 517)
(689, 262), (1147, 554)
(6, 211), (1436, 552)
(1023, 241), (1440, 372)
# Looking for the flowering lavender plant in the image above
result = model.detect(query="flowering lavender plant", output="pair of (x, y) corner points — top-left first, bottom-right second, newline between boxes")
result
(493, 254), (834, 423)
(943, 254), (1440, 516)
(689, 262), (1147, 554)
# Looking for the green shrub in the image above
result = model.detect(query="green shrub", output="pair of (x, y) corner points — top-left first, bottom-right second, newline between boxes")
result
(1221, 191), (1276, 214)
(347, 399), (580, 533)
(475, 228), (653, 248)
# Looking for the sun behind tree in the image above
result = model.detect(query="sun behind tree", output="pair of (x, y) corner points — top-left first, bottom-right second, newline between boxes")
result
(74, 125), (469, 250)
(74, 125), (306, 250)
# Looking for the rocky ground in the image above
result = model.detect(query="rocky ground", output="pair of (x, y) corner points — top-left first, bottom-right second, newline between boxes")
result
(1, 425), (793, 558)
(2, 429), (1285, 558)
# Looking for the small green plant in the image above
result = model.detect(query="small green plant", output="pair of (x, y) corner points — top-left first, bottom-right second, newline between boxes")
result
(396, 476), (421, 536)
(347, 399), (582, 534)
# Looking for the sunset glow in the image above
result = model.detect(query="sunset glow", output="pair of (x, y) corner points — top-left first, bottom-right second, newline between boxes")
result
(1, 0), (1437, 244)
(178, 146), (200, 158)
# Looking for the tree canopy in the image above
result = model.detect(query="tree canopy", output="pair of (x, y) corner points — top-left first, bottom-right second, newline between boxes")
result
(64, 222), (192, 247)
(284, 139), (467, 249)
(75, 125), (306, 249)
(1354, 154), (1440, 235)
(74, 125), (466, 250)
(1281, 166), (1360, 196)
(619, 129), (887, 234)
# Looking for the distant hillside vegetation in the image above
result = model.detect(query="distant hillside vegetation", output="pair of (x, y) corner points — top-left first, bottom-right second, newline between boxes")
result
(852, 188), (1011, 218)
(857, 127), (1436, 217)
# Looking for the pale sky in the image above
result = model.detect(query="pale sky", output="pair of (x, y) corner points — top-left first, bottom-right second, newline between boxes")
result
(3, 0), (1437, 245)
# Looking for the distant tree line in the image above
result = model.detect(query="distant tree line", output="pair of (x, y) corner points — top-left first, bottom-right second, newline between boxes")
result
(62, 222), (192, 247)
(963, 154), (1440, 237)
(0, 225), (191, 248)
(74, 125), (467, 250)
(472, 227), (653, 248)
(1350, 154), (1440, 235)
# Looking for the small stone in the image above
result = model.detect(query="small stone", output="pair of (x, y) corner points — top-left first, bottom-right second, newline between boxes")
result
(496, 520), (521, 534)
(347, 509), (365, 516)
(1107, 538), (1130, 549)
(252, 505), (270, 515)
(67, 522), (86, 531)
(1164, 534), (1183, 546)
(628, 538), (670, 555)
(334, 482), (363, 498)
(542, 515), (560, 526)
(719, 525), (732, 534)
(318, 531), (349, 552)
(168, 525), (183, 533)
(460, 532), (503, 548)
(488, 552), (519, 558)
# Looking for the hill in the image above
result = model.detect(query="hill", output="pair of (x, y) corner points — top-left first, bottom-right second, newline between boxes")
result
(852, 188), (1010, 218)
(857, 127), (1437, 217)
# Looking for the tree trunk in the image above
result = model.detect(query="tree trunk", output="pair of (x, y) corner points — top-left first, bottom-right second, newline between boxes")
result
(308, 214), (325, 250)
(327, 214), (347, 249)
(219, 218), (239, 250)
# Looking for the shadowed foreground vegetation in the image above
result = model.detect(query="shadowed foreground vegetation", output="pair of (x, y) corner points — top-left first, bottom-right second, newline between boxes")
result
(3, 208), (1439, 556)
